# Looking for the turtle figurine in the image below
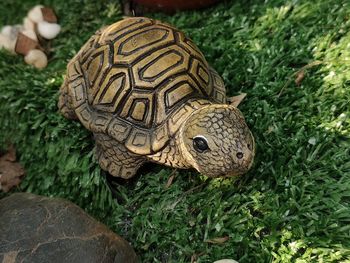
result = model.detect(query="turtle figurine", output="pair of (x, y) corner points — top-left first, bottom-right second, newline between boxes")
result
(58, 17), (255, 179)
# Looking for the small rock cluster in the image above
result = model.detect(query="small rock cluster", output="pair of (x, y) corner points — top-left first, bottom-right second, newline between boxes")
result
(0, 5), (61, 69)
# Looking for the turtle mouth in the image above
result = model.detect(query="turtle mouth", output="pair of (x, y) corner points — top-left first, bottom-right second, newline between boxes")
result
(220, 170), (246, 178)
(199, 159), (255, 178)
(200, 168), (246, 178)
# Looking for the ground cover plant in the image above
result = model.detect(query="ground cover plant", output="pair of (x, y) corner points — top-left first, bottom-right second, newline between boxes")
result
(1, 0), (350, 262)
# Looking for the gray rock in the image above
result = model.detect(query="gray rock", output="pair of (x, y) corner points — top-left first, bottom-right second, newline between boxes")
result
(0, 193), (138, 263)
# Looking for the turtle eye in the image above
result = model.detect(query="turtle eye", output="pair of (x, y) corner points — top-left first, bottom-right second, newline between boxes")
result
(236, 152), (244, 159)
(193, 136), (209, 153)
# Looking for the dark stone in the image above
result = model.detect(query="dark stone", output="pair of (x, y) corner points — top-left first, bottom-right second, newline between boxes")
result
(0, 193), (138, 263)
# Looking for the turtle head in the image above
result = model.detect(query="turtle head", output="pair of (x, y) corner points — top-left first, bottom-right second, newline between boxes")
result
(179, 104), (255, 178)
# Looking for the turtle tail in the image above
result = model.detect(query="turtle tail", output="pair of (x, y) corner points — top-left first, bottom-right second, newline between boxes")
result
(58, 76), (77, 120)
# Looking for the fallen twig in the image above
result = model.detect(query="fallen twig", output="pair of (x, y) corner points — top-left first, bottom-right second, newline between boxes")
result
(168, 182), (207, 210)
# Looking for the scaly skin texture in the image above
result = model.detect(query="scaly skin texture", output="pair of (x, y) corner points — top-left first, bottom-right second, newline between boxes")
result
(95, 133), (146, 179)
(179, 104), (255, 177)
(95, 102), (255, 179)
(147, 132), (189, 169)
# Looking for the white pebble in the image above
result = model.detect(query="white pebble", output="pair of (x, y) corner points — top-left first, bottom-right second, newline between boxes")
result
(37, 21), (61, 39)
(28, 5), (44, 23)
(0, 33), (16, 53)
(21, 29), (38, 42)
(24, 49), (48, 69)
(23, 17), (36, 31)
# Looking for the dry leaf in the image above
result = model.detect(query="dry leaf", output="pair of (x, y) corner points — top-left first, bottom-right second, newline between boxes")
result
(227, 93), (247, 107)
(278, 60), (322, 97)
(0, 145), (25, 192)
(191, 252), (205, 263)
(165, 175), (175, 188)
(165, 171), (176, 189)
(204, 236), (229, 244)
(3, 144), (16, 162)
(295, 70), (305, 86)
(265, 125), (275, 135)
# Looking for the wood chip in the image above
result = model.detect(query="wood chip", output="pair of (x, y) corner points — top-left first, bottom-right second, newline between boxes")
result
(15, 32), (39, 56)
(41, 7), (57, 23)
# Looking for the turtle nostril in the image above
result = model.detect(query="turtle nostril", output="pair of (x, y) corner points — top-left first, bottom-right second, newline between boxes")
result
(236, 152), (244, 159)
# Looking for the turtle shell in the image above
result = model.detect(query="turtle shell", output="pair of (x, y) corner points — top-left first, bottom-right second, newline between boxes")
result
(66, 17), (226, 155)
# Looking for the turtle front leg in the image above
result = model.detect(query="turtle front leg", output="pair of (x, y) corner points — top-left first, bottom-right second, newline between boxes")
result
(94, 133), (145, 179)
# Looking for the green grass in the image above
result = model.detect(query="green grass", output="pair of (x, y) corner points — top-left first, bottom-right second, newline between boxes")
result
(1, 0), (350, 262)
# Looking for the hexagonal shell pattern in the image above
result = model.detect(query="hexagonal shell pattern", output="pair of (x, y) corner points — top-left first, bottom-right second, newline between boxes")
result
(64, 17), (226, 155)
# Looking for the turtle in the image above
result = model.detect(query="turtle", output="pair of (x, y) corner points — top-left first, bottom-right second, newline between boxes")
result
(58, 17), (255, 179)
(0, 193), (138, 263)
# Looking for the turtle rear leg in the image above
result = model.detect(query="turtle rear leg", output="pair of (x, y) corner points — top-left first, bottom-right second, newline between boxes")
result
(58, 76), (77, 120)
(94, 133), (145, 179)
